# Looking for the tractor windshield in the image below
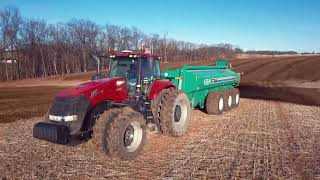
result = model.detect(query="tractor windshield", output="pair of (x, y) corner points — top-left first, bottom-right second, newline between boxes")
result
(110, 58), (137, 80)
(110, 58), (137, 95)
(110, 57), (160, 80)
(141, 58), (161, 79)
(109, 57), (160, 95)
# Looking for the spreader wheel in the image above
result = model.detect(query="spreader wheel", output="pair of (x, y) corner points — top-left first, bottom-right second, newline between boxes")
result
(92, 107), (146, 160)
(223, 90), (233, 111)
(158, 89), (191, 137)
(232, 88), (240, 108)
(206, 92), (224, 115)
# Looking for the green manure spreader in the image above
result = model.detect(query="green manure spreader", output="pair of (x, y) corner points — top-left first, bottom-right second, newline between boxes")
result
(162, 60), (240, 115)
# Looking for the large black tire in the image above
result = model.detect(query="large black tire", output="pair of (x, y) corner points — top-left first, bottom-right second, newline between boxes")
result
(159, 89), (191, 137)
(150, 89), (171, 131)
(231, 88), (240, 108)
(92, 107), (146, 160)
(223, 89), (233, 111)
(206, 92), (224, 115)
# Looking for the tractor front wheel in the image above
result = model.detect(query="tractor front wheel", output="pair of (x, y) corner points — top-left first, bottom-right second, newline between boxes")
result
(92, 107), (146, 160)
(159, 89), (191, 137)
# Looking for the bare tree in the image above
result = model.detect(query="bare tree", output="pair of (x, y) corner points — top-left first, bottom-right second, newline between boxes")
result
(105, 24), (120, 50)
(67, 19), (99, 72)
(160, 32), (168, 62)
(118, 26), (131, 50)
(20, 19), (48, 77)
(131, 26), (144, 50)
(0, 6), (22, 80)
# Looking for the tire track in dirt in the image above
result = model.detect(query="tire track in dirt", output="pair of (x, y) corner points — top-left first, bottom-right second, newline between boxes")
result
(278, 103), (320, 178)
(233, 57), (290, 70)
(159, 100), (320, 179)
(239, 57), (294, 78)
(232, 59), (257, 67)
(222, 100), (280, 179)
(160, 99), (273, 179)
(263, 56), (317, 81)
(285, 56), (320, 81)
(273, 102), (304, 178)
(160, 112), (234, 178)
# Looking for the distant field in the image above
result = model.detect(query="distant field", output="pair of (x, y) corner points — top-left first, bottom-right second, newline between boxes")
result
(0, 86), (65, 123)
(232, 55), (320, 82)
(231, 56), (320, 105)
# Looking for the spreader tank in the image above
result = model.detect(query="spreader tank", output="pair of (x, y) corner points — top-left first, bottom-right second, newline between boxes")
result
(163, 60), (240, 108)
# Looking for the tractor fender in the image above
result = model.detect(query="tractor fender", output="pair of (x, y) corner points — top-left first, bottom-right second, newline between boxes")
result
(148, 80), (176, 100)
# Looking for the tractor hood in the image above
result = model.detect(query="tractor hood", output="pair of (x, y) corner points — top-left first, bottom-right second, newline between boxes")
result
(44, 77), (127, 136)
(56, 77), (124, 98)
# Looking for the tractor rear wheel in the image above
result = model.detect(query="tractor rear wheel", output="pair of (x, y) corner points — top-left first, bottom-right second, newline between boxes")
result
(159, 89), (191, 137)
(206, 92), (224, 115)
(223, 90), (233, 111)
(92, 107), (146, 160)
(150, 89), (171, 132)
(232, 88), (240, 108)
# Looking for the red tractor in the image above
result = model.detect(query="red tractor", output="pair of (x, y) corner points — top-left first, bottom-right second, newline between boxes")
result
(33, 50), (191, 160)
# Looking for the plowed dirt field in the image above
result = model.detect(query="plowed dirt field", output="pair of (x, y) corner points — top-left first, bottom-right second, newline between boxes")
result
(1, 99), (319, 179)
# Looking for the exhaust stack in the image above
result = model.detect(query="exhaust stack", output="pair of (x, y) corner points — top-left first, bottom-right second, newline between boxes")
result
(92, 55), (101, 75)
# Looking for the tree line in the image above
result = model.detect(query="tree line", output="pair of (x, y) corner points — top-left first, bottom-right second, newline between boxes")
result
(245, 50), (298, 55)
(0, 7), (240, 81)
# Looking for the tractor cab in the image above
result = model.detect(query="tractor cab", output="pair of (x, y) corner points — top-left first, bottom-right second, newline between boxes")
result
(109, 51), (161, 96)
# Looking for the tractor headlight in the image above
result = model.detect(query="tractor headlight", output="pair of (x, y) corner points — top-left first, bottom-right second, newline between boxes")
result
(116, 80), (125, 86)
(49, 115), (78, 122)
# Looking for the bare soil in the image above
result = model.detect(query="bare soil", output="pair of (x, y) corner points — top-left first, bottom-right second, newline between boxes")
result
(239, 84), (320, 106)
(231, 55), (320, 106)
(232, 55), (320, 82)
(0, 86), (65, 123)
(0, 99), (319, 179)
